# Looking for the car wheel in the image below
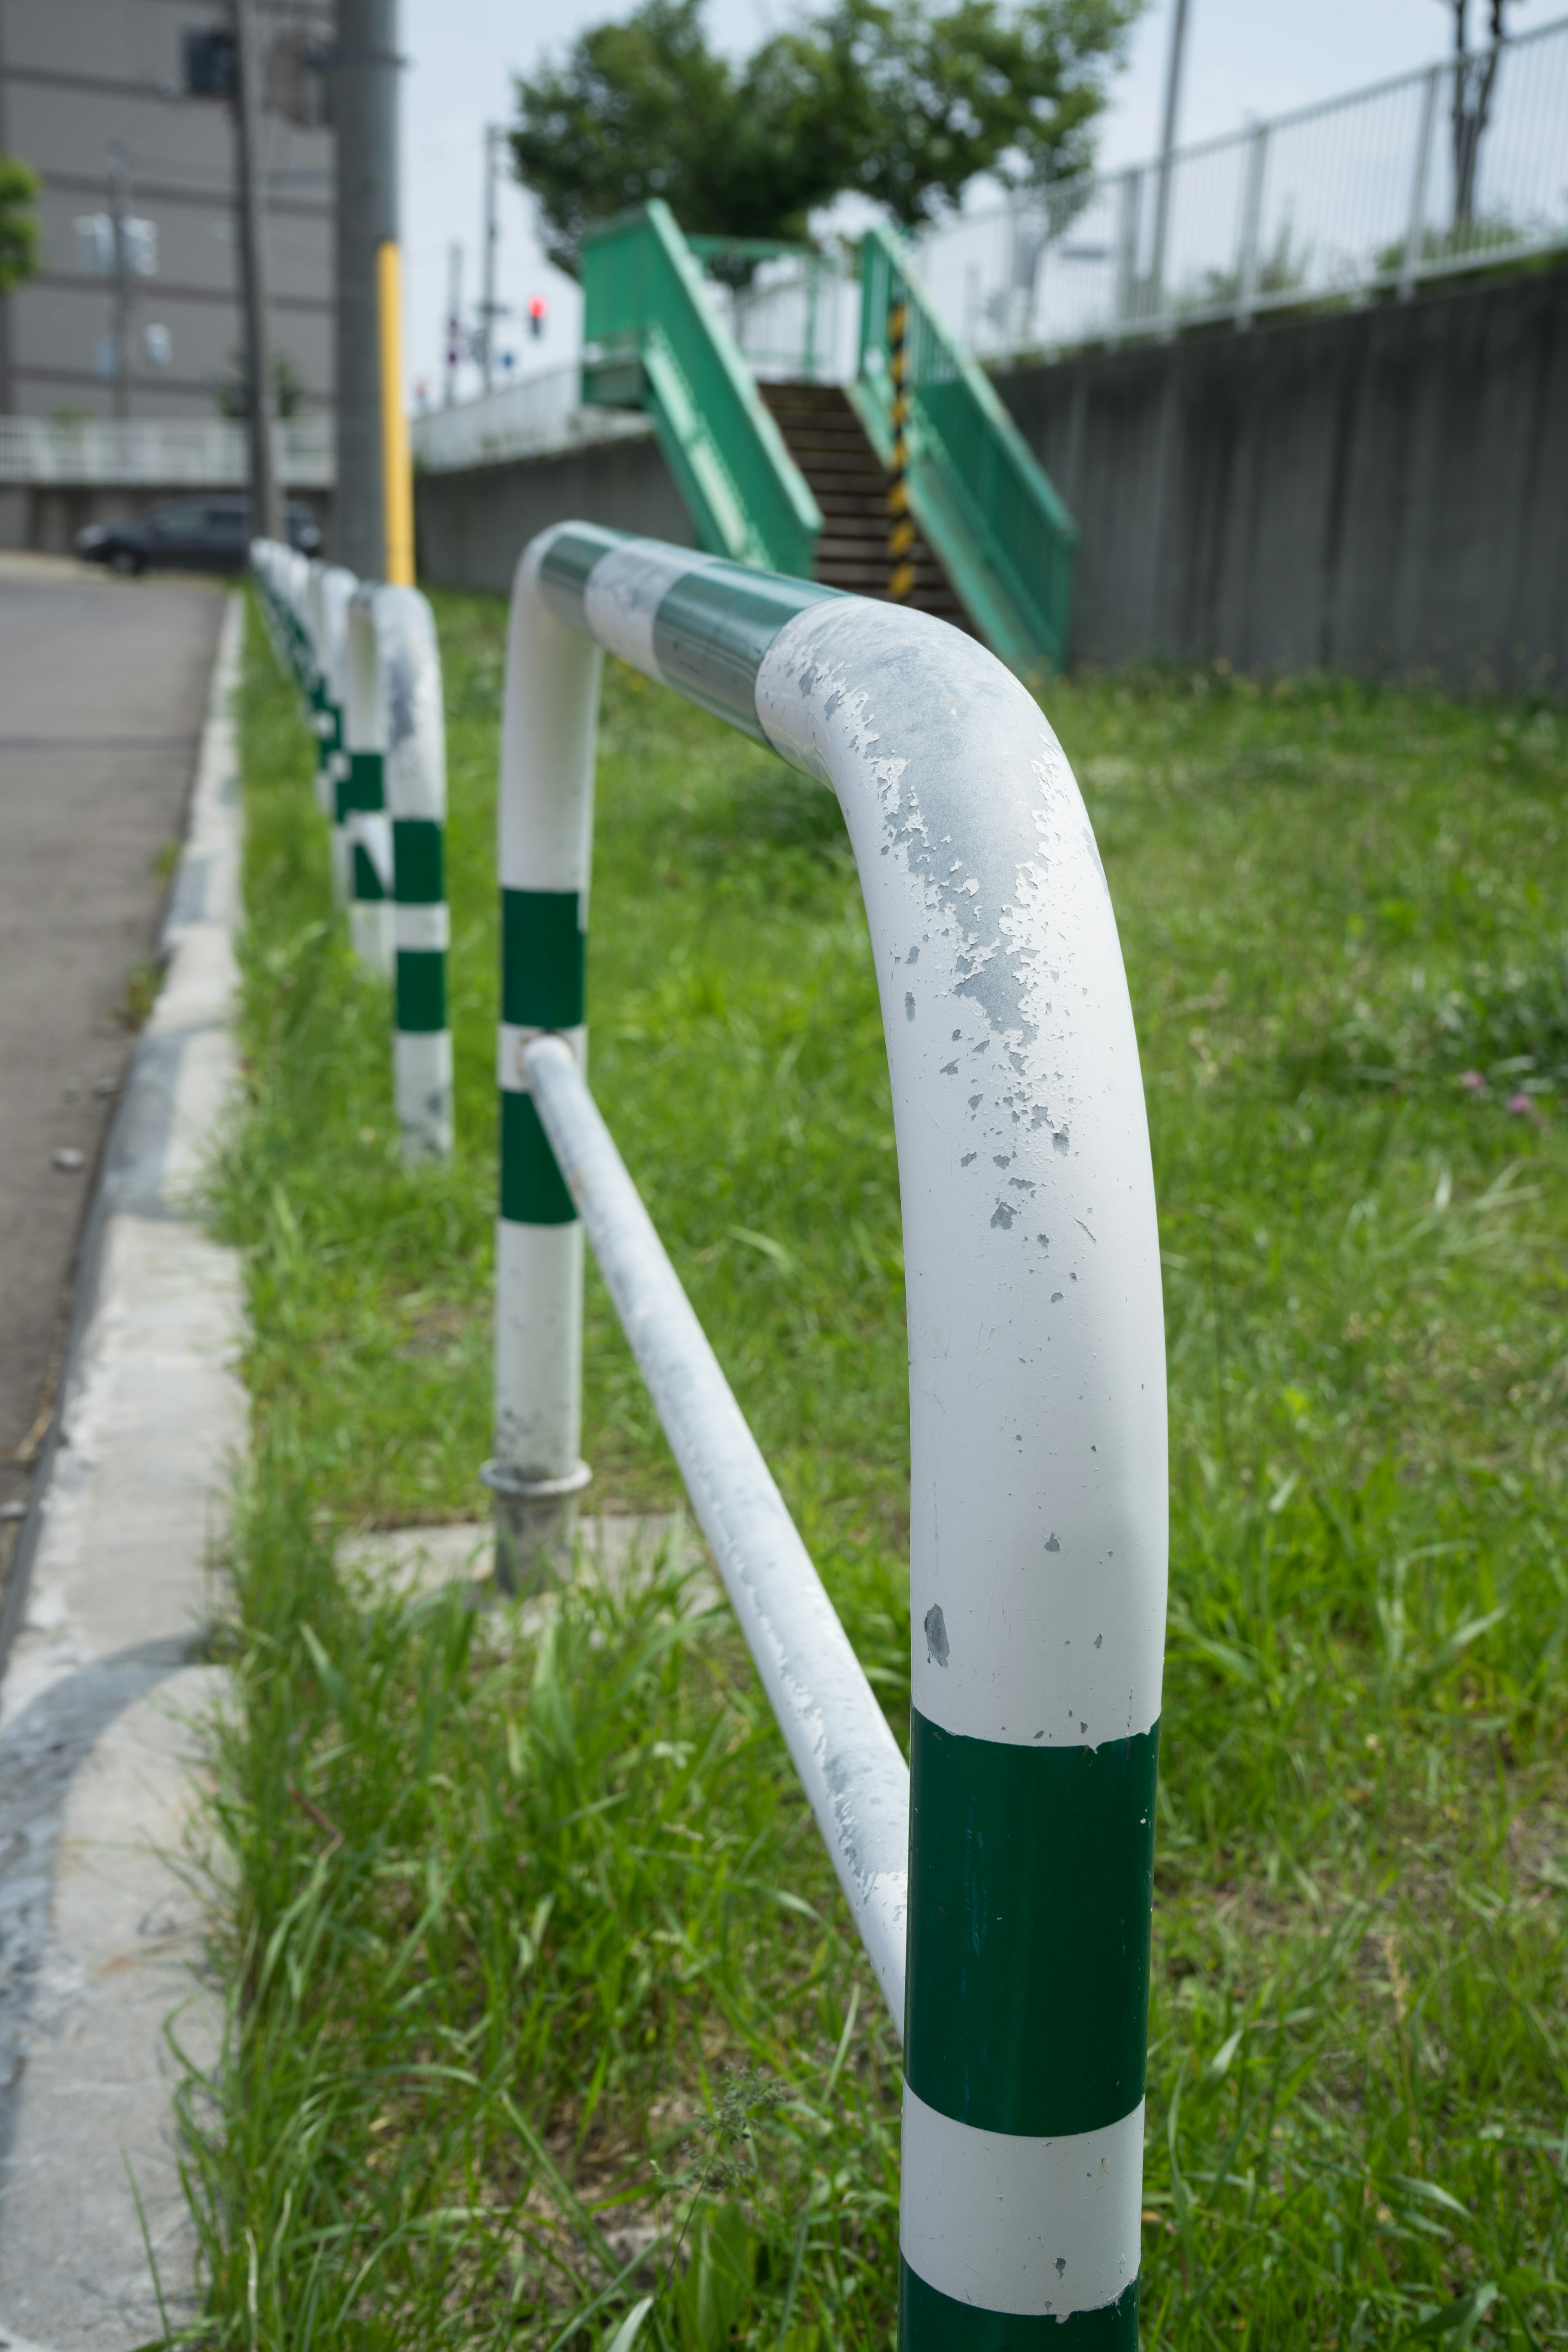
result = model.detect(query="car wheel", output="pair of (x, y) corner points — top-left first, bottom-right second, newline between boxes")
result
(109, 547), (144, 577)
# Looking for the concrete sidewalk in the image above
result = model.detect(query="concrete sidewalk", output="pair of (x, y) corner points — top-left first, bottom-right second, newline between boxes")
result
(0, 559), (224, 1580)
(0, 597), (247, 2345)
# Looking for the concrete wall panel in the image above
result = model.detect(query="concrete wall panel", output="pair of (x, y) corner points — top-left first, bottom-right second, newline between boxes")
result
(997, 265), (1568, 690)
(414, 435), (692, 597)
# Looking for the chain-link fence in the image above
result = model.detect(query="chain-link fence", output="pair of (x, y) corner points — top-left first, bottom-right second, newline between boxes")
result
(920, 13), (1568, 364)
(688, 18), (1568, 384)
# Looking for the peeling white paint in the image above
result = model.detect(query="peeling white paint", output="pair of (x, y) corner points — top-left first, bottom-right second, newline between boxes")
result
(756, 601), (1167, 1751)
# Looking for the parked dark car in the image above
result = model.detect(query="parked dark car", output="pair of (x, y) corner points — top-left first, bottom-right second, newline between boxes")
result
(76, 497), (321, 576)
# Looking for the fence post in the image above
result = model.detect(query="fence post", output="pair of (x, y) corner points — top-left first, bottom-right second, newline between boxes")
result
(344, 587), (395, 974)
(378, 586), (454, 1161)
(1234, 121), (1270, 330)
(479, 528), (604, 1590)
(1112, 169), (1141, 339)
(1400, 64), (1442, 299)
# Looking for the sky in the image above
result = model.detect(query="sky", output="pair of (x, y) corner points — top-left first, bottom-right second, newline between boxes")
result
(401, 0), (1480, 404)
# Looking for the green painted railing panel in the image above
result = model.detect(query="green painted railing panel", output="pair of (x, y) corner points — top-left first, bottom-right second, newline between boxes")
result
(581, 202), (822, 581)
(855, 223), (1077, 678)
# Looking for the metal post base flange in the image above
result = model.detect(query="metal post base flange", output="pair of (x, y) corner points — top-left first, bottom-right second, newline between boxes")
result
(479, 1458), (592, 1596)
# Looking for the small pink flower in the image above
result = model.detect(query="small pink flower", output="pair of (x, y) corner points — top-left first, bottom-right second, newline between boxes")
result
(1506, 1093), (1532, 1116)
(1461, 1070), (1487, 1094)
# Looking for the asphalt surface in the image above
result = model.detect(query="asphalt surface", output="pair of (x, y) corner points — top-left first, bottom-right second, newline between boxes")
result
(0, 558), (224, 1554)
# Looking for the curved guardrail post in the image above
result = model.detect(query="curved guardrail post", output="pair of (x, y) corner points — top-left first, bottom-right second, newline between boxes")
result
(378, 585), (454, 1162)
(479, 537), (602, 1590)
(502, 523), (1167, 2345)
(281, 548), (314, 691)
(344, 588), (396, 975)
(307, 564), (358, 893)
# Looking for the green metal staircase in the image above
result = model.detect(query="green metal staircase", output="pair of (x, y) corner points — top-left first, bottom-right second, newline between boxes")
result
(580, 202), (821, 581)
(580, 203), (1077, 677)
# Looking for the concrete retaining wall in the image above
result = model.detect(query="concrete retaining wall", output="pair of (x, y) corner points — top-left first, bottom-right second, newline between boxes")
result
(996, 263), (1568, 690)
(414, 430), (692, 597)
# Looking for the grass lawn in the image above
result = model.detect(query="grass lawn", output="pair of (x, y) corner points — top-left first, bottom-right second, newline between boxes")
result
(188, 591), (1568, 2349)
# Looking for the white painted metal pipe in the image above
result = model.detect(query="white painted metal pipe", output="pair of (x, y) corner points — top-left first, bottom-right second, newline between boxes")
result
(525, 1031), (911, 2022)
(483, 539), (603, 1589)
(344, 587), (396, 976)
(376, 585), (454, 1161)
(308, 564), (358, 884)
(503, 524), (1167, 2348)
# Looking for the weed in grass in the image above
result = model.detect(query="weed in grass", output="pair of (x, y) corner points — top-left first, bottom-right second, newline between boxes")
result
(188, 600), (1568, 2346)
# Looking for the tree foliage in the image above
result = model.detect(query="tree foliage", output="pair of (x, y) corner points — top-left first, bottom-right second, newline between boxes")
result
(0, 156), (40, 296)
(512, 0), (1142, 276)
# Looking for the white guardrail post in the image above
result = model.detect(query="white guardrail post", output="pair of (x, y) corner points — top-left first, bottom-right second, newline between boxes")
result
(353, 584), (455, 1160)
(252, 543), (454, 1161)
(305, 562), (359, 902)
(497, 522), (1168, 2346)
(344, 588), (396, 976)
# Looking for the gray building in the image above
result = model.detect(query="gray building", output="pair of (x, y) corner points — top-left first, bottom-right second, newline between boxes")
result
(0, 0), (333, 421)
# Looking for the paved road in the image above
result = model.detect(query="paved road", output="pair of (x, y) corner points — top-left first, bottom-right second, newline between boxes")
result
(0, 558), (224, 1565)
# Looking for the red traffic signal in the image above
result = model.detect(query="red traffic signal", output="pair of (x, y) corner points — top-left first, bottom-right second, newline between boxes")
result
(528, 295), (548, 339)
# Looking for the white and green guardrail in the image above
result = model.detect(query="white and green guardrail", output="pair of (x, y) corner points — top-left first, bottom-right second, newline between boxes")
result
(250, 539), (453, 1164)
(490, 521), (1169, 2347)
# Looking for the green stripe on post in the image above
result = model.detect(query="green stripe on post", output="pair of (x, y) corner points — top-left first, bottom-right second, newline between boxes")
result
(394, 816), (444, 903)
(352, 842), (386, 902)
(900, 2267), (1138, 2349)
(501, 1089), (575, 1224)
(905, 1716), (1158, 2138)
(502, 889), (585, 1029)
(537, 523), (626, 625)
(396, 949), (445, 1033)
(650, 566), (837, 739)
(345, 748), (383, 813)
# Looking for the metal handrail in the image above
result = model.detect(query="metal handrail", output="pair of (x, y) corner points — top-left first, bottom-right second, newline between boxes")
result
(492, 521), (1168, 2343)
(854, 222), (1078, 678)
(0, 413), (333, 488)
(578, 200), (822, 577)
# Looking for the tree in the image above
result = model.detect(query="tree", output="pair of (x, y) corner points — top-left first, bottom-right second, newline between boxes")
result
(1444, 0), (1524, 231)
(512, 0), (1142, 276)
(215, 347), (305, 420)
(0, 156), (40, 295)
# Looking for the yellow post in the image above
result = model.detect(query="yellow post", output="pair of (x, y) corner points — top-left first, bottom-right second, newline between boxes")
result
(377, 238), (416, 586)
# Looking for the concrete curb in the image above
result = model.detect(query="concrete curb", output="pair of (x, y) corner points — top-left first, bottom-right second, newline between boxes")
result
(0, 596), (249, 2347)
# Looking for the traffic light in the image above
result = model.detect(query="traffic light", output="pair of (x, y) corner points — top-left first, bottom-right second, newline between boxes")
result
(528, 295), (547, 341)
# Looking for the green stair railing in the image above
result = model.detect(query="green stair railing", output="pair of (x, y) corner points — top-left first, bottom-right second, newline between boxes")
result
(580, 202), (821, 579)
(853, 222), (1077, 678)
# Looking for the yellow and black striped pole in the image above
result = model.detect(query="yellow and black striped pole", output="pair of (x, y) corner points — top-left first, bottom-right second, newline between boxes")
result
(887, 294), (916, 602)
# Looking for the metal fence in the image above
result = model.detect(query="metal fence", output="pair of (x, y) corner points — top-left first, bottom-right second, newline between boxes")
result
(675, 15), (1568, 385)
(410, 365), (652, 475)
(0, 414), (334, 489)
(921, 12), (1568, 363)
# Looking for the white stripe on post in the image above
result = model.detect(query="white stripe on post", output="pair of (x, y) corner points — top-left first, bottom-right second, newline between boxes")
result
(898, 2086), (1145, 2318)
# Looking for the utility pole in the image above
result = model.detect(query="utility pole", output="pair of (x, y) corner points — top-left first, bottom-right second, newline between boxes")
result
(480, 122), (502, 394)
(334, 0), (402, 577)
(107, 146), (132, 420)
(232, 0), (281, 539)
(1148, 0), (1193, 314)
(444, 241), (463, 404)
